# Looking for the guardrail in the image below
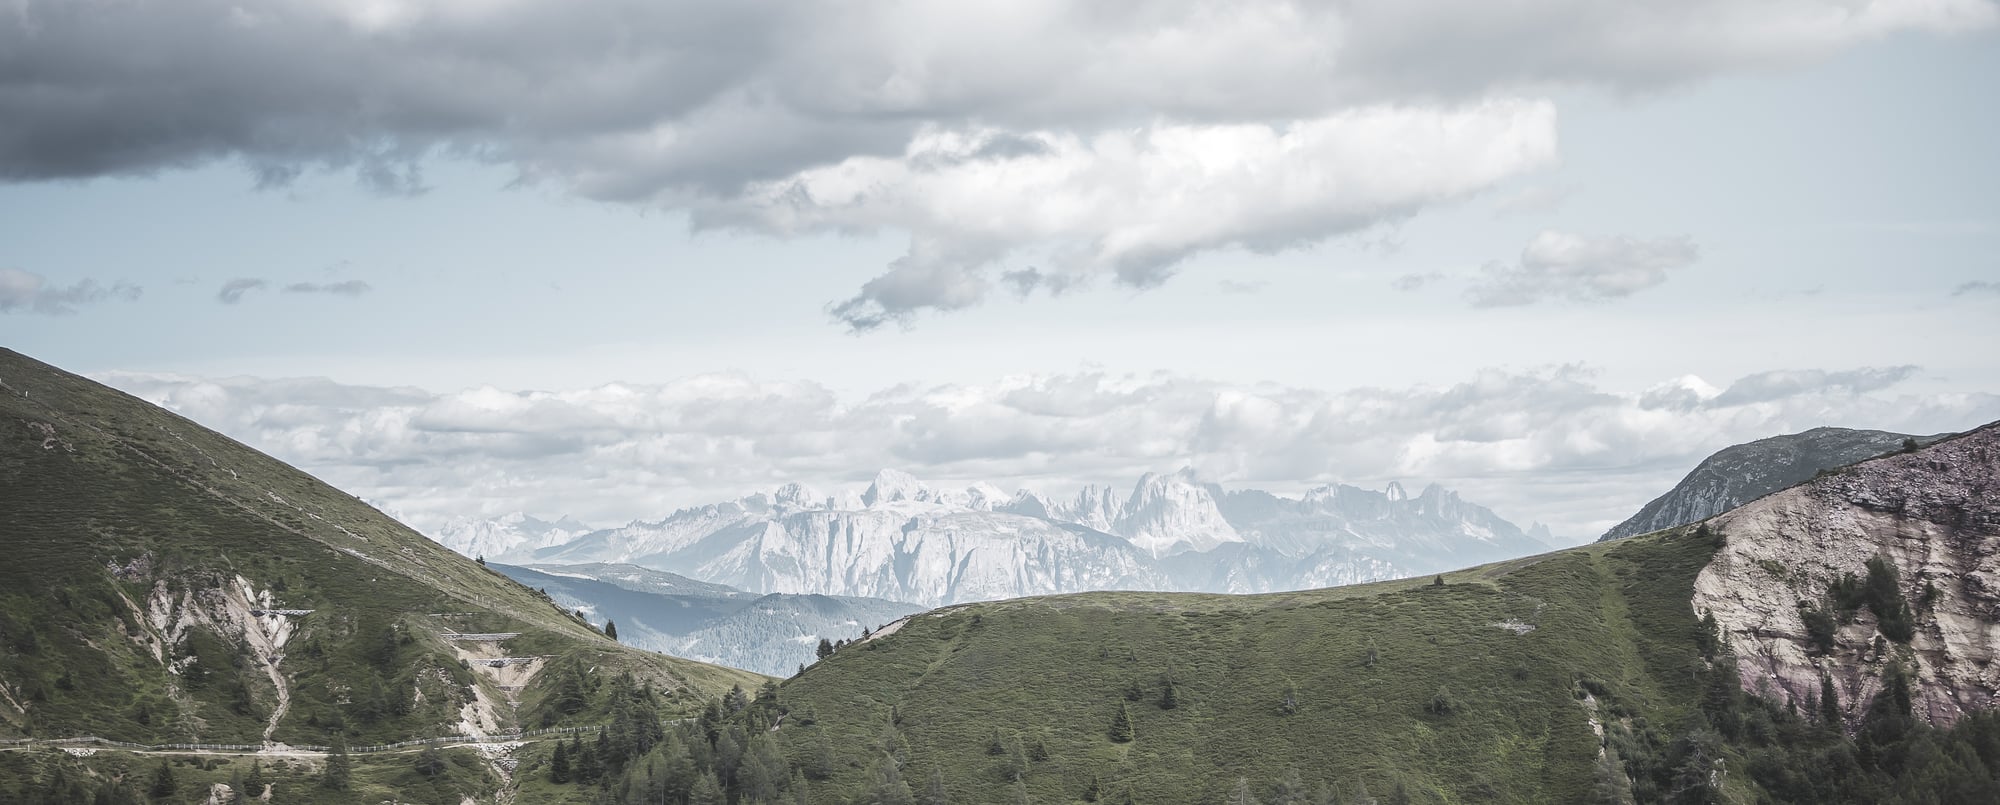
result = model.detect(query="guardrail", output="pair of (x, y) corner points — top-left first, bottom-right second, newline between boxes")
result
(0, 724), (604, 755)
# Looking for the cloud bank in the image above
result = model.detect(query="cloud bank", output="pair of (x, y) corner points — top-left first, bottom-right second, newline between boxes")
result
(102, 363), (2000, 541)
(1469, 231), (1699, 306)
(0, 268), (140, 314)
(6, 0), (1990, 326)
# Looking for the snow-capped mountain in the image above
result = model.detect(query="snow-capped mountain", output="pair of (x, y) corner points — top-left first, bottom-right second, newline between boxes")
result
(428, 469), (1552, 606)
(433, 511), (594, 561)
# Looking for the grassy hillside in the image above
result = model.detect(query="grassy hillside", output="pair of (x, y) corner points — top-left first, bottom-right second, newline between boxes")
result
(764, 530), (1724, 803)
(0, 348), (763, 753)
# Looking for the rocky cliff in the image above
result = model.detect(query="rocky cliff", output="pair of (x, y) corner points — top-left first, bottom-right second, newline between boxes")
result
(1692, 422), (1999, 729)
(1603, 426), (1931, 541)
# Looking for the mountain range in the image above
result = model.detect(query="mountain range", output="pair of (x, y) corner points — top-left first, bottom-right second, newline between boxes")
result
(490, 562), (919, 677)
(740, 421), (2000, 805)
(435, 469), (1554, 606)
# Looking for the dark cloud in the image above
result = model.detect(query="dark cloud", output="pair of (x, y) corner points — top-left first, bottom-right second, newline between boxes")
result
(216, 278), (267, 304)
(284, 280), (372, 296)
(1468, 231), (1697, 307)
(0, 268), (140, 315)
(3, 1), (1987, 327)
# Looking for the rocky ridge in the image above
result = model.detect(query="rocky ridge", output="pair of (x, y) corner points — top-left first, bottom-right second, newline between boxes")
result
(1692, 423), (2000, 728)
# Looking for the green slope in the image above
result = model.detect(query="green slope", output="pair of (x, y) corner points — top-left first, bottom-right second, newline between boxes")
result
(0, 348), (763, 751)
(766, 529), (1725, 803)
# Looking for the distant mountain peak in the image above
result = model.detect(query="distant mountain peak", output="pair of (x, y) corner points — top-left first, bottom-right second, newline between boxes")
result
(1599, 426), (1941, 541)
(862, 468), (927, 506)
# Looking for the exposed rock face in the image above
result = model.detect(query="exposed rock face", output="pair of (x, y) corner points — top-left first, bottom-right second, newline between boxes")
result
(1603, 427), (1932, 541)
(1692, 423), (1999, 729)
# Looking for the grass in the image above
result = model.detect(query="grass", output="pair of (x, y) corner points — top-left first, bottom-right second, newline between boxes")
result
(0, 348), (765, 798)
(766, 528), (1728, 804)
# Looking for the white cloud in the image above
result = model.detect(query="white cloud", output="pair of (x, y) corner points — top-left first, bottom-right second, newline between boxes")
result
(99, 362), (2000, 541)
(0, 268), (140, 314)
(4, 0), (1991, 326)
(1469, 231), (1699, 307)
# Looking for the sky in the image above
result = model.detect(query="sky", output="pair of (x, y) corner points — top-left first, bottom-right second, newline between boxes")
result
(3, 0), (1998, 542)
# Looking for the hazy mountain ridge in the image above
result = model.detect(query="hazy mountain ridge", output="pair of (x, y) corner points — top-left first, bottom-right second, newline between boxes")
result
(493, 563), (921, 677)
(1599, 426), (1942, 541)
(435, 469), (1551, 606)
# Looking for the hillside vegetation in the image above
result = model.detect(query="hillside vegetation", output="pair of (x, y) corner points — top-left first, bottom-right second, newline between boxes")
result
(742, 507), (2000, 804)
(0, 348), (761, 800)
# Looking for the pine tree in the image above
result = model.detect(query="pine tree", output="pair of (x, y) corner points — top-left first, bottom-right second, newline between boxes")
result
(921, 767), (949, 805)
(1109, 701), (1135, 743)
(604, 619), (618, 641)
(867, 754), (917, 805)
(1003, 734), (1028, 782)
(1228, 777), (1257, 805)
(1083, 772), (1102, 802)
(1820, 672), (1843, 731)
(148, 761), (177, 798)
(1010, 779), (1032, 805)
(1159, 678), (1179, 710)
(415, 745), (447, 778)
(551, 739), (571, 783)
(322, 736), (352, 790)
(817, 638), (835, 659)
(245, 759), (266, 797)
(689, 770), (725, 805)
(1433, 574), (1445, 586)
(1427, 685), (1456, 716)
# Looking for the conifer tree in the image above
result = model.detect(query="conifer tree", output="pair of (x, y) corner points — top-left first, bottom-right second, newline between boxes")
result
(817, 638), (835, 659)
(604, 619), (618, 641)
(551, 739), (571, 783)
(921, 766), (950, 805)
(1820, 673), (1843, 730)
(1228, 777), (1257, 805)
(689, 770), (725, 805)
(1010, 779), (1032, 805)
(867, 754), (917, 805)
(245, 759), (266, 796)
(1110, 701), (1135, 743)
(322, 736), (352, 790)
(1159, 678), (1179, 710)
(148, 761), (177, 798)
(1083, 772), (1102, 802)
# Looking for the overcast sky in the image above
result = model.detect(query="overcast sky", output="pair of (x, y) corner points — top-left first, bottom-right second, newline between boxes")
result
(4, 1), (1998, 541)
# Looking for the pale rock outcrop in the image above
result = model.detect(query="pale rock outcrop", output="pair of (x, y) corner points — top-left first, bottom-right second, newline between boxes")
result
(1693, 423), (2000, 729)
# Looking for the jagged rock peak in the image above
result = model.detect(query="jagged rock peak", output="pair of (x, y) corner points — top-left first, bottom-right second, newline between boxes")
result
(862, 468), (928, 506)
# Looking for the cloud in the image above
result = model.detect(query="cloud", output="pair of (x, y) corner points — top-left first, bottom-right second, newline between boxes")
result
(216, 278), (268, 304)
(1468, 231), (1698, 307)
(1710, 366), (1920, 407)
(4, 0), (1989, 326)
(99, 362), (2000, 542)
(284, 280), (372, 296)
(1391, 272), (1446, 292)
(0, 268), (140, 315)
(1953, 281), (2000, 296)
